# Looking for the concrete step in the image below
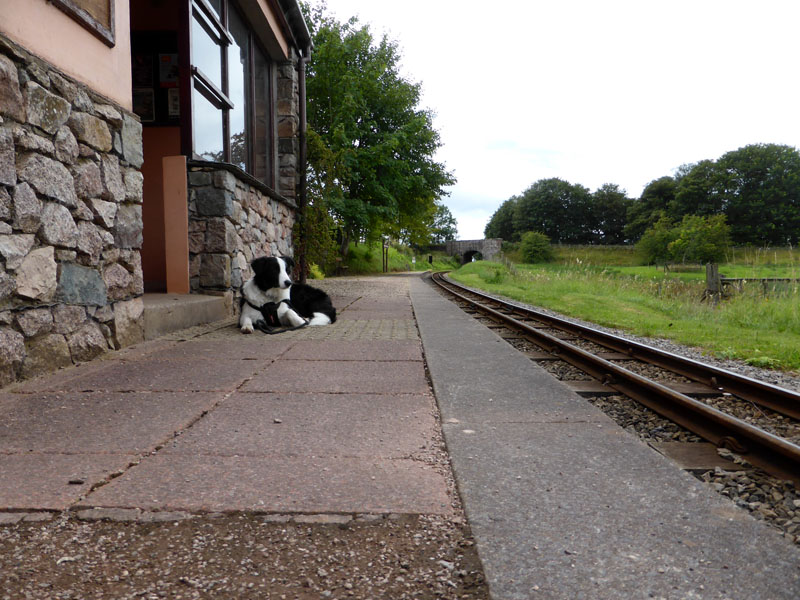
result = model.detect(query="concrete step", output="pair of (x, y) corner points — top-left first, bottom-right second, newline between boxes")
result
(142, 293), (230, 340)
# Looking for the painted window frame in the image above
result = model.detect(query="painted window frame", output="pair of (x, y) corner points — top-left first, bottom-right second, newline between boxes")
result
(51, 0), (116, 47)
(187, 0), (275, 187)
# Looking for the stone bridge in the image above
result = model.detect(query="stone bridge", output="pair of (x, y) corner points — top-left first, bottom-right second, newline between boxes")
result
(445, 239), (503, 264)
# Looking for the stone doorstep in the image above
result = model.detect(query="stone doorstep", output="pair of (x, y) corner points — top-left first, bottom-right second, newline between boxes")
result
(142, 293), (230, 340)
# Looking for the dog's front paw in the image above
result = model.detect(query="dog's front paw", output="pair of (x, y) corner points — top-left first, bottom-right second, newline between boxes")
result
(241, 323), (254, 334)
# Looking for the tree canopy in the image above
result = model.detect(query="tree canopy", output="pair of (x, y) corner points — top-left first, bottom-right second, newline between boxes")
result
(303, 2), (454, 258)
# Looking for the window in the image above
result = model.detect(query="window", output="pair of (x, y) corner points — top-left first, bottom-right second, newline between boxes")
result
(190, 0), (274, 185)
(51, 0), (115, 46)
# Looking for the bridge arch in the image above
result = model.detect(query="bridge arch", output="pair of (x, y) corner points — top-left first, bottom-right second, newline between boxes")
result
(445, 239), (502, 264)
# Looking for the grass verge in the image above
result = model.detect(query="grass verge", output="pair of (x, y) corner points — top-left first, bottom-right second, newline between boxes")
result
(448, 261), (800, 373)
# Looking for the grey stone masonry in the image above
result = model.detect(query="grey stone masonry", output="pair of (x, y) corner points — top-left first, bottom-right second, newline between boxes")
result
(276, 51), (300, 201)
(188, 164), (295, 311)
(0, 33), (144, 387)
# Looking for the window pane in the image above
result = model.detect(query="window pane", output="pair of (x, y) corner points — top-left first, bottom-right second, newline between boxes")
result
(205, 0), (221, 19)
(228, 7), (249, 171)
(193, 88), (223, 161)
(253, 43), (272, 184)
(191, 14), (221, 86)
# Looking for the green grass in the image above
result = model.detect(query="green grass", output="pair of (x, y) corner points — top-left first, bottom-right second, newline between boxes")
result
(448, 260), (800, 373)
(343, 242), (459, 275)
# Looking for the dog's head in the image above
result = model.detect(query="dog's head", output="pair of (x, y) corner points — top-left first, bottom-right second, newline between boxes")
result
(251, 256), (295, 290)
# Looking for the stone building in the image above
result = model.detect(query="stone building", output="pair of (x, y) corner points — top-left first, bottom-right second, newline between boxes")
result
(0, 0), (310, 386)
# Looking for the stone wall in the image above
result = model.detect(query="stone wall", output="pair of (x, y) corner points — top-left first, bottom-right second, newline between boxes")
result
(0, 34), (144, 386)
(188, 165), (295, 310)
(446, 238), (503, 263)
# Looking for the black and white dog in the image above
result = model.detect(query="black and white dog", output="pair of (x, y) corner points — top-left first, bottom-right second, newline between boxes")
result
(239, 256), (336, 334)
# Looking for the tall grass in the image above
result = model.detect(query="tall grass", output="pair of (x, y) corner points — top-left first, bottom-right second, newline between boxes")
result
(449, 261), (800, 372)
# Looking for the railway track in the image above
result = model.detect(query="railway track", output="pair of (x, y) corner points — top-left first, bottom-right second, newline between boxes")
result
(429, 271), (800, 485)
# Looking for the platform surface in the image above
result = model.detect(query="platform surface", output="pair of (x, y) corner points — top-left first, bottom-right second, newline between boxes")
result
(1, 273), (799, 599)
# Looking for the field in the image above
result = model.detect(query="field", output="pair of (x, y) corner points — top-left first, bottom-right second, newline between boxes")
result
(448, 247), (800, 372)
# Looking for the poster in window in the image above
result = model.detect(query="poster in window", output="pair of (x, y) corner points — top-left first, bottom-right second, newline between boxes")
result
(159, 54), (179, 88)
(133, 88), (155, 122)
(167, 88), (180, 117)
(132, 54), (153, 87)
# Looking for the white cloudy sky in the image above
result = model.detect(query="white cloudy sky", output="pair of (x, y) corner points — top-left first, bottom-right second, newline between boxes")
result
(318, 0), (800, 239)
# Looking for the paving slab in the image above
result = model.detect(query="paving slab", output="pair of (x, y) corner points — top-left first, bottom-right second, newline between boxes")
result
(0, 453), (134, 511)
(337, 309), (415, 321)
(409, 277), (800, 599)
(281, 339), (422, 361)
(33, 356), (263, 393)
(80, 454), (451, 514)
(0, 391), (220, 453)
(161, 392), (438, 458)
(140, 338), (294, 362)
(242, 360), (430, 394)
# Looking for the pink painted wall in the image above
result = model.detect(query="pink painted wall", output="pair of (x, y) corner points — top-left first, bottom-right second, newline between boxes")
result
(0, 0), (132, 110)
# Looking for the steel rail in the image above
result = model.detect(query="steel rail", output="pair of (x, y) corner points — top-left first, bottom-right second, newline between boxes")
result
(431, 272), (800, 482)
(436, 273), (800, 421)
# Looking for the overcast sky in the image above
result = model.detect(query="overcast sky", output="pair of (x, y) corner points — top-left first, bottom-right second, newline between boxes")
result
(318, 0), (800, 240)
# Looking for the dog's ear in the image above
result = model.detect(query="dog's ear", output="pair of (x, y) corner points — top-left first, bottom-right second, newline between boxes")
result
(280, 255), (295, 272)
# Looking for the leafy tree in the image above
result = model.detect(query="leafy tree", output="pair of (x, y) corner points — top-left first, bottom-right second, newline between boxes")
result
(484, 197), (518, 240)
(429, 204), (458, 243)
(519, 231), (554, 263)
(635, 216), (678, 266)
(625, 176), (677, 242)
(668, 214), (731, 264)
(671, 160), (724, 219)
(513, 178), (593, 244)
(303, 3), (454, 258)
(590, 183), (633, 244)
(715, 144), (800, 245)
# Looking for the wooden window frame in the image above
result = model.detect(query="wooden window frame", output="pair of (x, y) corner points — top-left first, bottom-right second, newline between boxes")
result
(185, 0), (275, 187)
(51, 0), (115, 47)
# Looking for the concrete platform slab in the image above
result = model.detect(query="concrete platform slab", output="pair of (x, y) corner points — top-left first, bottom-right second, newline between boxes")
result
(36, 356), (262, 393)
(0, 453), (134, 511)
(162, 392), (438, 458)
(338, 309), (414, 320)
(242, 360), (430, 394)
(80, 454), (451, 515)
(142, 338), (294, 361)
(0, 391), (220, 453)
(282, 340), (423, 361)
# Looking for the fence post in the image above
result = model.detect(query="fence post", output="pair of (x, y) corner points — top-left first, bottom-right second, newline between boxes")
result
(706, 263), (721, 295)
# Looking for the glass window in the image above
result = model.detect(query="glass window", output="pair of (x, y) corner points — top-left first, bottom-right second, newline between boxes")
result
(192, 89), (224, 161)
(228, 7), (250, 171)
(253, 43), (272, 184)
(191, 11), (222, 86)
(189, 0), (275, 185)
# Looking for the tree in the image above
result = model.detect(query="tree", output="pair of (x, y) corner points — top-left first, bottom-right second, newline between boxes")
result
(590, 184), (632, 244)
(625, 176), (677, 242)
(519, 231), (554, 263)
(668, 215), (731, 264)
(484, 197), (518, 240)
(513, 178), (593, 244)
(716, 144), (800, 245)
(672, 160), (724, 219)
(429, 204), (458, 243)
(635, 216), (677, 266)
(303, 3), (455, 258)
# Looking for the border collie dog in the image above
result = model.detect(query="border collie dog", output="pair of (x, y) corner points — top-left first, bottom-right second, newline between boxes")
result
(239, 256), (336, 334)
